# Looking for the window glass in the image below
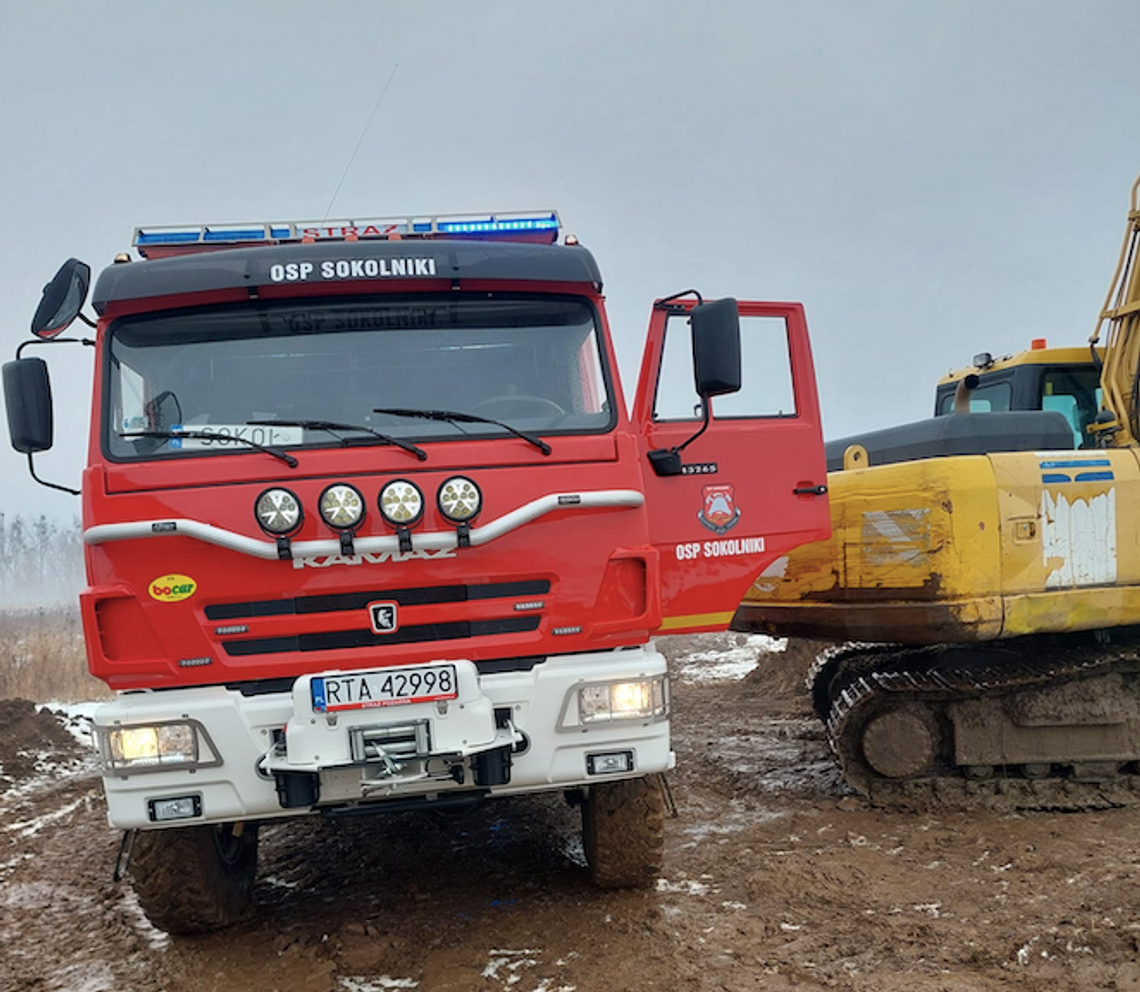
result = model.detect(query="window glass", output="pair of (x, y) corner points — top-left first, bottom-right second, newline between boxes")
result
(1042, 368), (1101, 449)
(105, 296), (612, 460)
(653, 313), (795, 421)
(936, 382), (1012, 415)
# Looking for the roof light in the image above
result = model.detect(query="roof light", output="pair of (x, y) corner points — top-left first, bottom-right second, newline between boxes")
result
(1031, 338), (1047, 350)
(133, 210), (561, 257)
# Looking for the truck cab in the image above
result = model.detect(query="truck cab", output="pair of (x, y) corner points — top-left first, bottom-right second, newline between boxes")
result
(4, 211), (829, 931)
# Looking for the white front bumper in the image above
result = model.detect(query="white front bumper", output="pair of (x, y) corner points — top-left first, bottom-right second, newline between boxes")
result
(94, 646), (673, 829)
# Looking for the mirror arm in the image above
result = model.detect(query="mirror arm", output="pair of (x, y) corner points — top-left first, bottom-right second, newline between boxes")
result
(27, 454), (80, 496)
(16, 336), (95, 359)
(647, 395), (713, 477)
(77, 312), (97, 329)
(675, 397), (712, 453)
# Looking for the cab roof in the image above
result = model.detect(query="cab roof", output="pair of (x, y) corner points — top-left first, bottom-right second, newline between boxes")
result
(938, 344), (1101, 385)
(91, 238), (603, 315)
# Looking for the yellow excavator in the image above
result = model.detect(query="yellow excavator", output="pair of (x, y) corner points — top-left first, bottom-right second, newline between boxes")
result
(733, 172), (1140, 809)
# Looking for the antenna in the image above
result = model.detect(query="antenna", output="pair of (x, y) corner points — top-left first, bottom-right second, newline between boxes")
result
(323, 63), (400, 220)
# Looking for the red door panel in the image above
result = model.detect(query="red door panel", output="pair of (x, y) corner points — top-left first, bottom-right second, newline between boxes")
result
(632, 298), (830, 633)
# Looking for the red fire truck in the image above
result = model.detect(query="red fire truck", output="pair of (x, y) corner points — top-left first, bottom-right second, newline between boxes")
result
(3, 210), (829, 932)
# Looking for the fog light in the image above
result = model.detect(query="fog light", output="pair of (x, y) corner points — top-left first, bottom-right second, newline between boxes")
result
(255, 487), (303, 535)
(437, 476), (482, 523)
(319, 483), (365, 530)
(587, 751), (634, 775)
(571, 676), (669, 726)
(148, 795), (202, 822)
(378, 479), (425, 526)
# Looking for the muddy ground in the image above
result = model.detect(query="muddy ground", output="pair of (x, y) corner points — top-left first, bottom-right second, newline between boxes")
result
(2, 634), (1139, 992)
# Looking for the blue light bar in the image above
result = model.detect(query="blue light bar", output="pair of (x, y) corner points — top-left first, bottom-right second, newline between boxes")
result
(133, 210), (562, 257)
(437, 215), (559, 235)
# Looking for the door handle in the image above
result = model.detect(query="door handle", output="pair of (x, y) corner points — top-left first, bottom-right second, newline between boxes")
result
(793, 484), (828, 496)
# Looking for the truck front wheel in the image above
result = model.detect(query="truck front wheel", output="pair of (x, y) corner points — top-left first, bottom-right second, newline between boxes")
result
(582, 774), (665, 888)
(129, 822), (259, 934)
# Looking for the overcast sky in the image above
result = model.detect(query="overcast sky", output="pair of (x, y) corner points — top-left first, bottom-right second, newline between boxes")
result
(1, 0), (1138, 521)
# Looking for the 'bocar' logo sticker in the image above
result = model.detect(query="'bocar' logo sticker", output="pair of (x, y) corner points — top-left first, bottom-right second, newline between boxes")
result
(149, 573), (197, 603)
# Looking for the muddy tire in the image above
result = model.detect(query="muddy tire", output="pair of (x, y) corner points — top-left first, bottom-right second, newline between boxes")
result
(582, 774), (665, 888)
(129, 822), (258, 934)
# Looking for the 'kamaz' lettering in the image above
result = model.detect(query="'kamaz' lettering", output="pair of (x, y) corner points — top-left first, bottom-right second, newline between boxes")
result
(293, 548), (458, 569)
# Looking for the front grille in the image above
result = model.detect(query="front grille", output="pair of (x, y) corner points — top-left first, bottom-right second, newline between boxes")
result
(206, 580), (550, 621)
(221, 616), (542, 657)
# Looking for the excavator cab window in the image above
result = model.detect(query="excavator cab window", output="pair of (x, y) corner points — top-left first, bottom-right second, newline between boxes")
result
(936, 380), (1013, 415)
(1041, 368), (1101, 449)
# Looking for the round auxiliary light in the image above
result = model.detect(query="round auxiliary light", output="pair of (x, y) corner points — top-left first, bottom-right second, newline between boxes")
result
(378, 479), (425, 527)
(254, 488), (303, 536)
(437, 476), (482, 523)
(318, 483), (366, 531)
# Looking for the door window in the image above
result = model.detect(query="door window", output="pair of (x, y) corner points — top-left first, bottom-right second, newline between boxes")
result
(652, 314), (796, 421)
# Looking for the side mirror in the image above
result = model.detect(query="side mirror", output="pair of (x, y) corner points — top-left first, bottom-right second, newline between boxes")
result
(691, 297), (741, 398)
(31, 258), (91, 339)
(3, 358), (54, 453)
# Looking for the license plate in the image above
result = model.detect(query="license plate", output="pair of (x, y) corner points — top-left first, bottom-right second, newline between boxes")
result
(311, 664), (458, 713)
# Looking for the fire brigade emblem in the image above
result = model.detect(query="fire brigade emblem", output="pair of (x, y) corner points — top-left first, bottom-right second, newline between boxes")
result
(698, 484), (741, 534)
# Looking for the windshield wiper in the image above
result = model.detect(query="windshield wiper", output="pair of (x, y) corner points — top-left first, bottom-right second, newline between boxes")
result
(372, 407), (551, 455)
(247, 419), (427, 461)
(119, 430), (299, 467)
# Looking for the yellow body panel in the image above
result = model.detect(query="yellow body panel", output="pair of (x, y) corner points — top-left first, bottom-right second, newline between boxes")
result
(736, 448), (1140, 644)
(937, 346), (1099, 386)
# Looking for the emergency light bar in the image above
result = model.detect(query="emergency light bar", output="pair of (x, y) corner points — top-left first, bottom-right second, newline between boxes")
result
(133, 210), (561, 257)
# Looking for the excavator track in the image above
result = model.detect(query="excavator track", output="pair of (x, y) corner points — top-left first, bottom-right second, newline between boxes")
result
(808, 633), (1140, 811)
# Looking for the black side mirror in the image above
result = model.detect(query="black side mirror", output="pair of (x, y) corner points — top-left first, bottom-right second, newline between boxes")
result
(31, 258), (91, 339)
(691, 297), (741, 398)
(3, 357), (54, 453)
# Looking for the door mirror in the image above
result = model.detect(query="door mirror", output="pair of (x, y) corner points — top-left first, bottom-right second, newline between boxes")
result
(3, 357), (54, 453)
(31, 258), (91, 339)
(691, 297), (741, 398)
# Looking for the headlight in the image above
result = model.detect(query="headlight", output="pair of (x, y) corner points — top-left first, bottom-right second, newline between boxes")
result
(98, 720), (221, 775)
(568, 676), (669, 727)
(101, 722), (202, 771)
(378, 479), (424, 526)
(319, 483), (366, 530)
(437, 476), (482, 523)
(254, 487), (303, 535)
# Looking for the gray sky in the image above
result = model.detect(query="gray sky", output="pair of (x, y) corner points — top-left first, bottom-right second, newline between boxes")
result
(2, 0), (1138, 521)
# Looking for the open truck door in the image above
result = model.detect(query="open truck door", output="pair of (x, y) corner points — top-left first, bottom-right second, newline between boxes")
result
(632, 296), (830, 633)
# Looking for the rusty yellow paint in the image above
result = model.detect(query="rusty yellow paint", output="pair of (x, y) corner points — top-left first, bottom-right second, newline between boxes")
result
(737, 447), (1140, 645)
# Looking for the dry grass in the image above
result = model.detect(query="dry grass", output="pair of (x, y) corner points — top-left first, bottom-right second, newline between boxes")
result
(0, 607), (111, 703)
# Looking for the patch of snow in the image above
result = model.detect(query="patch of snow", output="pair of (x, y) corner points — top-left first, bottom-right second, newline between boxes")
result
(676, 634), (786, 683)
(46, 961), (119, 992)
(262, 874), (300, 889)
(6, 794), (89, 838)
(340, 978), (418, 991)
(483, 948), (541, 980)
(656, 877), (712, 896)
(40, 701), (101, 750)
(118, 888), (171, 951)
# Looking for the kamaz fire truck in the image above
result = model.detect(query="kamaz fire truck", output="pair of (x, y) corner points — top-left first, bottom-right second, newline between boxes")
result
(3, 210), (829, 932)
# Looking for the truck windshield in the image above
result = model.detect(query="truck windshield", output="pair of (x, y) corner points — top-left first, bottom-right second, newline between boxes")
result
(104, 295), (612, 461)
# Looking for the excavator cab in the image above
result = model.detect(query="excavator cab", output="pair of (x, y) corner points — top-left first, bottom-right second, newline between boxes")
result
(933, 342), (1103, 449)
